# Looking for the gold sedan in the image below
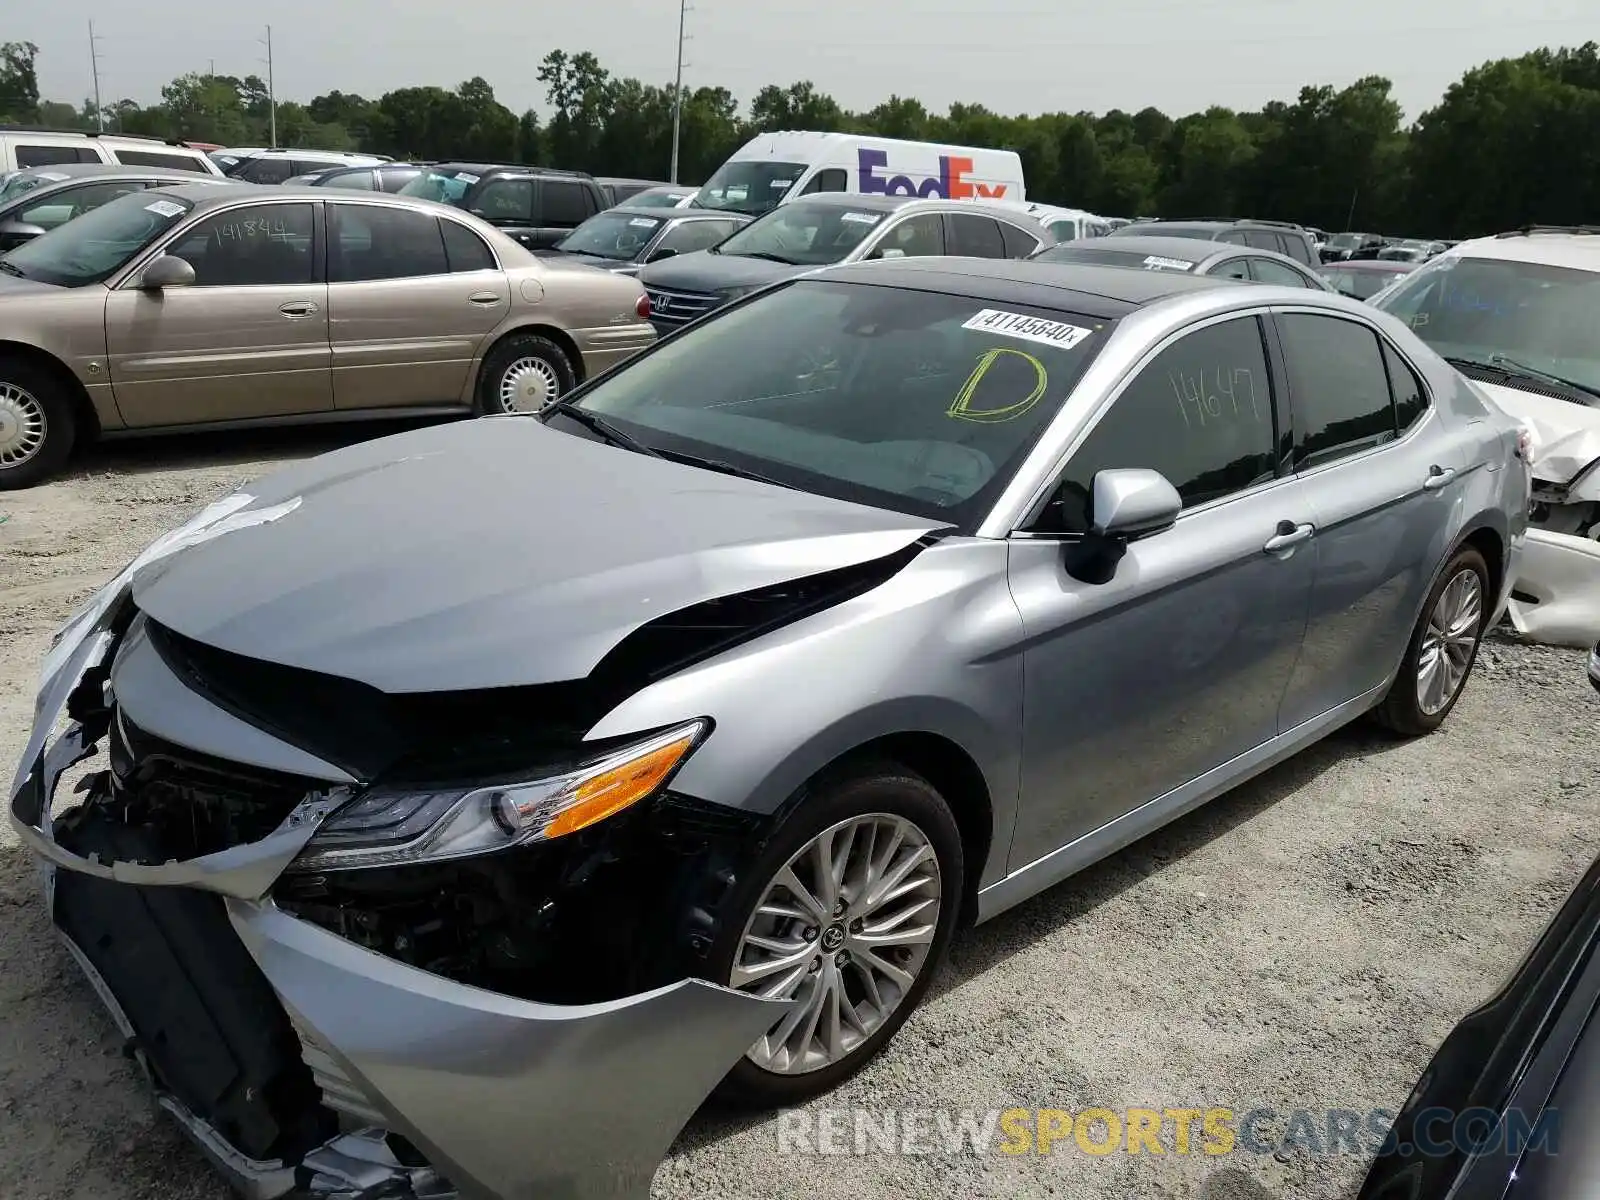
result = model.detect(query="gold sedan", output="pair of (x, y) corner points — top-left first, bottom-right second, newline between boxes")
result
(0, 183), (656, 488)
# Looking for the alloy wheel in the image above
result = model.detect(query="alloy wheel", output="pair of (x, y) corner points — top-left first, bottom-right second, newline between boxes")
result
(0, 382), (46, 467)
(1416, 568), (1483, 716)
(496, 357), (561, 413)
(730, 813), (942, 1075)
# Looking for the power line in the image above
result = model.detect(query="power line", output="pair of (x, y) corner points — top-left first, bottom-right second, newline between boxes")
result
(87, 20), (105, 132)
(669, 0), (693, 183)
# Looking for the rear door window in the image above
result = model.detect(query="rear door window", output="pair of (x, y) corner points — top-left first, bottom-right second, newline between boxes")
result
(473, 179), (534, 223)
(110, 149), (211, 173)
(998, 221), (1041, 259)
(441, 220), (497, 272)
(329, 204), (449, 282)
(539, 181), (594, 228)
(945, 213), (1007, 258)
(235, 158), (295, 184)
(1249, 257), (1313, 287)
(1278, 313), (1399, 469)
(16, 144), (100, 167)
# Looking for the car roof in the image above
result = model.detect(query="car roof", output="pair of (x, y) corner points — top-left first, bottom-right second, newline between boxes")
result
(1122, 220), (1231, 234)
(819, 256), (1248, 318)
(12, 162), (204, 180)
(1320, 259), (1418, 272)
(149, 182), (456, 211)
(1048, 234), (1232, 262)
(780, 193), (1043, 224)
(1447, 230), (1600, 273)
(601, 205), (726, 220)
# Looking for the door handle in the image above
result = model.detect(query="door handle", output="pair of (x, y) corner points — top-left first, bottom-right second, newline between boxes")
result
(1423, 465), (1458, 491)
(468, 291), (503, 305)
(278, 301), (318, 317)
(1263, 521), (1315, 554)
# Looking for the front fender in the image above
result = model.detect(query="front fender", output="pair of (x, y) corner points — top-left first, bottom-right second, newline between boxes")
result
(584, 539), (1026, 889)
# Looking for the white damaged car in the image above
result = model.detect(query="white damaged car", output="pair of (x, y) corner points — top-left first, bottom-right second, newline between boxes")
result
(1375, 228), (1600, 647)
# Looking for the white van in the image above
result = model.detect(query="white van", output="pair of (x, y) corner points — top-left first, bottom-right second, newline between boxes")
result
(0, 130), (222, 175)
(692, 131), (1025, 216)
(1021, 203), (1113, 242)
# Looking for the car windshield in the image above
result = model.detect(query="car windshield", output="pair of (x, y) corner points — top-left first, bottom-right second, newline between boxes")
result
(0, 189), (194, 287)
(1328, 233), (1367, 249)
(552, 279), (1111, 526)
(1374, 255), (1600, 398)
(629, 188), (693, 209)
(692, 160), (807, 215)
(1321, 267), (1411, 299)
(0, 170), (68, 203)
(1034, 245), (1196, 272)
(399, 168), (479, 204)
(555, 211), (665, 260)
(713, 201), (890, 267)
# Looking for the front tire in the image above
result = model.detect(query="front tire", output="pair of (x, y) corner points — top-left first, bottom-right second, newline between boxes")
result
(0, 357), (76, 490)
(1375, 546), (1489, 736)
(476, 333), (576, 415)
(710, 764), (963, 1108)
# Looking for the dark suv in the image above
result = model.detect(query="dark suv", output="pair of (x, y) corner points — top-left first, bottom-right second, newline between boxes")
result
(399, 163), (608, 249)
(1108, 218), (1319, 267)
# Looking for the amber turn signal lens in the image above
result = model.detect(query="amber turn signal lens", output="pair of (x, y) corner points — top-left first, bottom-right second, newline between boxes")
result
(542, 733), (696, 839)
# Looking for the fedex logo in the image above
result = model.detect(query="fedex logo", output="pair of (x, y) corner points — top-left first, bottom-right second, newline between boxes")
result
(856, 149), (1010, 200)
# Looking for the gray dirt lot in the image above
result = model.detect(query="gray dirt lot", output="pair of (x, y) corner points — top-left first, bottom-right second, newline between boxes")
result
(1, 428), (1597, 1200)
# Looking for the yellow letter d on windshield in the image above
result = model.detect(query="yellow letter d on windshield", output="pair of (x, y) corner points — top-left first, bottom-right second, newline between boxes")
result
(947, 348), (1048, 423)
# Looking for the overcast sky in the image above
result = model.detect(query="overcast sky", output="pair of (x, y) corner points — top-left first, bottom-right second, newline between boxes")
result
(15, 0), (1598, 125)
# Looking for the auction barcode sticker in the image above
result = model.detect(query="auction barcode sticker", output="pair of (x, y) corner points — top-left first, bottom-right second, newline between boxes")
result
(1142, 255), (1194, 272)
(961, 309), (1093, 351)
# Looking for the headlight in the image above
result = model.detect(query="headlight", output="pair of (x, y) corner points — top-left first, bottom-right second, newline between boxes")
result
(289, 719), (708, 873)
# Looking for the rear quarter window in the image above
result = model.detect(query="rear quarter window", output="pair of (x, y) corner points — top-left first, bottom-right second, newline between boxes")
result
(111, 149), (212, 173)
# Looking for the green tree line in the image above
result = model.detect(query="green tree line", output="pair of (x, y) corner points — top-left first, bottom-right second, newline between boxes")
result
(4, 38), (1598, 238)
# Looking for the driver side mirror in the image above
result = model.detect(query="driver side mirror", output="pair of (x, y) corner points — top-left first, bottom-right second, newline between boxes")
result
(646, 246), (679, 262)
(0, 219), (46, 251)
(138, 255), (196, 290)
(1061, 468), (1182, 585)
(875, 247), (906, 260)
(1089, 468), (1182, 539)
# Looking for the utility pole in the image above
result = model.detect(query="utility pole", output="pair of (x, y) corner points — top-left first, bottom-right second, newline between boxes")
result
(259, 25), (277, 149)
(88, 21), (105, 132)
(668, 0), (691, 183)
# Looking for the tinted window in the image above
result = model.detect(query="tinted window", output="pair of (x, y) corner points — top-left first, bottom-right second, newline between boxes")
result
(167, 203), (315, 287)
(1282, 235), (1314, 265)
(1242, 230), (1279, 251)
(1383, 342), (1428, 432)
(323, 170), (377, 190)
(865, 212), (942, 260)
(16, 145), (98, 167)
(1278, 313), (1397, 469)
(1033, 316), (1277, 534)
(236, 158), (294, 184)
(946, 214), (1006, 258)
(539, 181), (592, 227)
(1250, 257), (1312, 287)
(20, 181), (149, 230)
(801, 168), (848, 194)
(656, 218), (739, 256)
(998, 221), (1041, 259)
(111, 149), (209, 173)
(1217, 230), (1250, 246)
(567, 280), (1109, 526)
(441, 220), (497, 272)
(1210, 257), (1252, 280)
(330, 204), (448, 281)
(376, 169), (422, 194)
(472, 179), (533, 222)
(292, 160), (337, 176)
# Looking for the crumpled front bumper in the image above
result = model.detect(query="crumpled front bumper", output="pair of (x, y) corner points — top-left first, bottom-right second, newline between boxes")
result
(10, 627), (788, 1200)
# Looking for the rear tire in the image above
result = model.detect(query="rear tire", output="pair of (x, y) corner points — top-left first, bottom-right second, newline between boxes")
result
(0, 356), (76, 491)
(709, 763), (963, 1108)
(476, 333), (576, 415)
(1375, 547), (1489, 736)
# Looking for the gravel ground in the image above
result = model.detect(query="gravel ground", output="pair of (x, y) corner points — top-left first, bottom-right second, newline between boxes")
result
(2, 428), (1597, 1200)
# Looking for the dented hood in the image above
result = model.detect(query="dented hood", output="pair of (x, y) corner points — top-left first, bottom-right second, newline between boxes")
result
(129, 417), (943, 694)
(1476, 381), (1600, 495)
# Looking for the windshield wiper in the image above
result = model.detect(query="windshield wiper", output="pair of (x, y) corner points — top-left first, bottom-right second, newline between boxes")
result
(1447, 355), (1600, 405)
(649, 448), (792, 489)
(542, 402), (664, 457)
(0, 261), (26, 278)
(734, 251), (797, 265)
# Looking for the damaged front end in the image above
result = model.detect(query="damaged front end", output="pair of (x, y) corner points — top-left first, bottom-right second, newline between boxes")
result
(10, 537), (793, 1199)
(1502, 400), (1600, 647)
